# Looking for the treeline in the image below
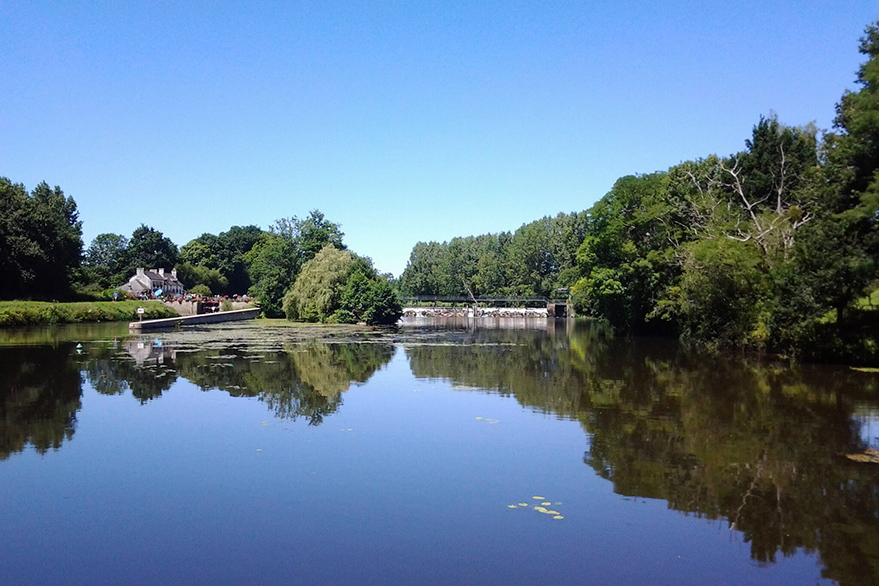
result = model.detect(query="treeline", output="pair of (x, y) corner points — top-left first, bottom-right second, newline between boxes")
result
(400, 22), (879, 361)
(0, 186), (400, 323)
(399, 211), (587, 299)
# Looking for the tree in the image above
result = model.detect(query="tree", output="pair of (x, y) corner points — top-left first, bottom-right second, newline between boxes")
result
(0, 178), (83, 299)
(399, 241), (448, 296)
(505, 213), (587, 298)
(84, 233), (129, 289)
(179, 226), (264, 295)
(247, 211), (345, 316)
(716, 116), (819, 260)
(283, 246), (360, 321)
(217, 225), (263, 293)
(174, 262), (229, 294)
(571, 173), (677, 331)
(179, 233), (221, 268)
(800, 21), (879, 324)
(86, 233), (129, 270)
(283, 246), (401, 325)
(246, 232), (297, 316)
(125, 225), (178, 275)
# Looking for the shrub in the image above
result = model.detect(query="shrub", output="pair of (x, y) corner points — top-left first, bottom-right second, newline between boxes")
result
(189, 284), (212, 296)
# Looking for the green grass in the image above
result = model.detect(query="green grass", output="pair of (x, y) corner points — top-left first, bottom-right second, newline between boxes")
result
(0, 300), (178, 327)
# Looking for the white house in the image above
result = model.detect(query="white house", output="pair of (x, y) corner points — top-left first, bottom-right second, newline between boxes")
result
(120, 268), (185, 296)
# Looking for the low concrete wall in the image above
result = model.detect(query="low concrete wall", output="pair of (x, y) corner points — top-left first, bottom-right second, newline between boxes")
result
(129, 308), (260, 331)
(163, 300), (254, 316)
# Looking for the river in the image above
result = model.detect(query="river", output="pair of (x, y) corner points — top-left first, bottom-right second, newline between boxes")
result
(1, 318), (877, 585)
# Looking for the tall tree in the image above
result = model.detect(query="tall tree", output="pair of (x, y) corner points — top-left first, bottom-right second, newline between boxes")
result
(83, 233), (130, 289)
(399, 241), (448, 296)
(0, 178), (83, 299)
(124, 225), (178, 275)
(246, 211), (344, 316)
(798, 21), (879, 324)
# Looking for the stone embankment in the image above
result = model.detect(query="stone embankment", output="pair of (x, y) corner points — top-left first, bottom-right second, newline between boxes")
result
(163, 300), (253, 316)
(402, 307), (548, 318)
(129, 308), (260, 331)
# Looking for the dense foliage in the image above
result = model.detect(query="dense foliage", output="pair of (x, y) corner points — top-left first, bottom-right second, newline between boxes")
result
(80, 225), (179, 294)
(0, 179), (83, 300)
(283, 245), (402, 325)
(246, 211), (346, 316)
(399, 211), (587, 299)
(178, 225), (263, 294)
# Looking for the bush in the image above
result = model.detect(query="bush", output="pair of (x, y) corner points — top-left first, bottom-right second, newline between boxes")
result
(189, 284), (212, 296)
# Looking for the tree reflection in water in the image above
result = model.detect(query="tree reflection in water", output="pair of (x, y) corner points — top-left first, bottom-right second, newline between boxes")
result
(80, 339), (395, 425)
(0, 345), (82, 460)
(403, 322), (879, 585)
(1, 322), (877, 584)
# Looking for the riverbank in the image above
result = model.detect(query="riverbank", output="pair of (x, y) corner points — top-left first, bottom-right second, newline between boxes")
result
(0, 300), (178, 327)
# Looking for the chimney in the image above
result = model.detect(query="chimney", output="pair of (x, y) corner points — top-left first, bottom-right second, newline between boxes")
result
(136, 268), (144, 276)
(171, 268), (177, 278)
(158, 268), (165, 277)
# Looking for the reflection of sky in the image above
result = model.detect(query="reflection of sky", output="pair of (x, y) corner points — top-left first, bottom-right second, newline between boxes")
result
(0, 346), (835, 585)
(854, 405), (879, 449)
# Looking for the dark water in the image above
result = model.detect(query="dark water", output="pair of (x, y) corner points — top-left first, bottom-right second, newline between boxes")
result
(1, 319), (878, 586)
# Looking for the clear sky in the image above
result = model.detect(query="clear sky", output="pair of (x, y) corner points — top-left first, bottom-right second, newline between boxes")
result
(2, 1), (877, 276)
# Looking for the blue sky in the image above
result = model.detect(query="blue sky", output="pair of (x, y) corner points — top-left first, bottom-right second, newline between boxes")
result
(2, 1), (877, 276)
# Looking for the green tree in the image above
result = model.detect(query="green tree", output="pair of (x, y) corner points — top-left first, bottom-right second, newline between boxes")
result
(247, 211), (344, 316)
(246, 232), (297, 316)
(174, 262), (229, 294)
(179, 233), (221, 268)
(283, 246), (359, 321)
(179, 225), (263, 294)
(124, 225), (178, 275)
(796, 22), (879, 325)
(400, 241), (448, 296)
(83, 233), (129, 289)
(0, 178), (83, 300)
(571, 173), (677, 331)
(217, 225), (263, 294)
(283, 246), (402, 325)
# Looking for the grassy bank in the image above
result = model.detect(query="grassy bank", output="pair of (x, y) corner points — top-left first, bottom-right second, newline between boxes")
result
(0, 300), (178, 327)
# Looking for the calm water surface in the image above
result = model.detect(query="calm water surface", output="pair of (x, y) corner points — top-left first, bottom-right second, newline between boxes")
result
(1, 319), (878, 585)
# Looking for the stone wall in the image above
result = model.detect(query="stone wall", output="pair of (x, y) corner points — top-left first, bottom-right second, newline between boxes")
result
(163, 300), (255, 316)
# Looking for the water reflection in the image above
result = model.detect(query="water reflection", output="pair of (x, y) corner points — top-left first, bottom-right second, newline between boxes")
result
(79, 339), (397, 423)
(1, 321), (878, 584)
(172, 342), (394, 424)
(403, 323), (879, 585)
(0, 345), (82, 460)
